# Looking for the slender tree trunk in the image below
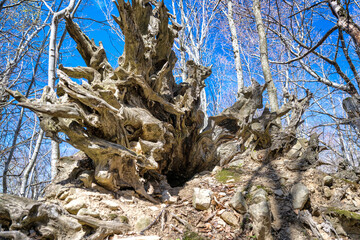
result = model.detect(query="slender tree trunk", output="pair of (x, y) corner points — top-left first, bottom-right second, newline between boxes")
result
(173, 0), (187, 83)
(252, 0), (279, 114)
(284, 68), (291, 125)
(48, 18), (59, 89)
(226, 0), (244, 97)
(2, 31), (48, 193)
(47, 0), (76, 180)
(26, 156), (38, 198)
(48, 15), (61, 181)
(20, 130), (44, 196)
(200, 88), (208, 129)
(332, 100), (352, 167)
(50, 141), (60, 179)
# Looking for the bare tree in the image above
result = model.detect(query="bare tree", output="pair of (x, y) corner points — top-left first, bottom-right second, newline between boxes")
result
(255, 0), (360, 166)
(252, 0), (279, 114)
(1, 0), (82, 194)
(222, 0), (245, 97)
(1, 1), (51, 193)
(171, 0), (219, 129)
(42, 0), (79, 180)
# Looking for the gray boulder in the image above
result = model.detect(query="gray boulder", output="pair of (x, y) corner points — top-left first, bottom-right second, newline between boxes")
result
(193, 188), (212, 211)
(64, 198), (88, 214)
(251, 188), (267, 204)
(323, 176), (333, 187)
(229, 189), (247, 213)
(248, 187), (273, 240)
(220, 211), (239, 227)
(291, 183), (309, 210)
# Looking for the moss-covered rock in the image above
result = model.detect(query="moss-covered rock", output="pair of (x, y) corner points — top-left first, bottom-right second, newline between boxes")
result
(326, 207), (360, 221)
(326, 207), (360, 238)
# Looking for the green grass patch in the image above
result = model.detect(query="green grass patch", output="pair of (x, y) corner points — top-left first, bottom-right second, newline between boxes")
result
(215, 168), (242, 183)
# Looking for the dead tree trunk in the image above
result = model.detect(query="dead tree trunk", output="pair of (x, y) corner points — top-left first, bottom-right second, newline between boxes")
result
(7, 0), (212, 202)
(7, 0), (314, 203)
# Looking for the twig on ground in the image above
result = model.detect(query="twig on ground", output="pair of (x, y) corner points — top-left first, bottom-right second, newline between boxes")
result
(161, 208), (166, 231)
(170, 224), (183, 234)
(170, 213), (194, 231)
(213, 196), (225, 208)
(299, 210), (323, 240)
(140, 205), (168, 234)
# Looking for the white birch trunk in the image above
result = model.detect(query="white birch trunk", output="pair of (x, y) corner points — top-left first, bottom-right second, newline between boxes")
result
(20, 130), (44, 196)
(284, 69), (291, 125)
(252, 0), (279, 114)
(2, 29), (48, 193)
(226, 0), (244, 98)
(47, 0), (76, 181)
(175, 0), (187, 83)
(200, 88), (208, 129)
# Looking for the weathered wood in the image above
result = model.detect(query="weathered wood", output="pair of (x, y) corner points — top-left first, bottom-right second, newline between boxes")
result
(299, 210), (324, 240)
(72, 214), (131, 233)
(0, 194), (85, 239)
(7, 0), (314, 203)
(7, 0), (212, 199)
(0, 231), (30, 240)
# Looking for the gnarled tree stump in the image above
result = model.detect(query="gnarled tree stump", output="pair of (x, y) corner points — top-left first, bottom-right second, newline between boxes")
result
(7, 0), (315, 203)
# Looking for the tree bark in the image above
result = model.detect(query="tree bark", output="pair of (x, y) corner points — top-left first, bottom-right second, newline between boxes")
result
(225, 0), (244, 97)
(252, 0), (279, 115)
(46, 0), (77, 181)
(327, 0), (360, 59)
(19, 130), (44, 196)
(8, 0), (212, 201)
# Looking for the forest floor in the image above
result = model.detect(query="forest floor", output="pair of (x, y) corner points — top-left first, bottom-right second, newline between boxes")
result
(47, 155), (360, 240)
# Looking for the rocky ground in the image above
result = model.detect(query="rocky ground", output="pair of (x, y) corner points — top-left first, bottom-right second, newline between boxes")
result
(101, 156), (360, 240)
(2, 151), (358, 240)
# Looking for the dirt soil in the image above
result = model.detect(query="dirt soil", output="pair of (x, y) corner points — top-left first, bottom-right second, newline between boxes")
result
(45, 155), (360, 240)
